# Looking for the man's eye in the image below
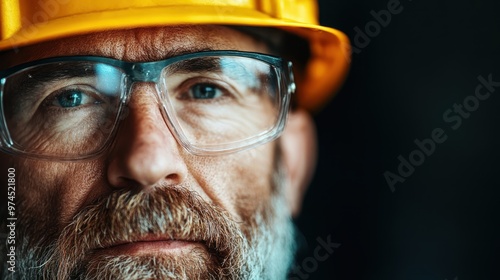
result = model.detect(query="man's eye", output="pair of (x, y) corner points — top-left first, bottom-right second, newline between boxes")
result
(189, 84), (223, 99)
(47, 88), (101, 108)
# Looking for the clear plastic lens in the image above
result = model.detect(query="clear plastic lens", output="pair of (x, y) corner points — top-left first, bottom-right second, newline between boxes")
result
(2, 62), (126, 158)
(161, 56), (280, 150)
(0, 52), (290, 159)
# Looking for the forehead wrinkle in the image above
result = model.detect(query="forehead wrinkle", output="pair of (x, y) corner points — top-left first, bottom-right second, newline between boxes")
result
(121, 25), (244, 62)
(63, 26), (229, 61)
(122, 28), (210, 62)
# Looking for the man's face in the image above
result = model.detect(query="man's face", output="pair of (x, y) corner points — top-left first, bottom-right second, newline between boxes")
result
(0, 25), (297, 279)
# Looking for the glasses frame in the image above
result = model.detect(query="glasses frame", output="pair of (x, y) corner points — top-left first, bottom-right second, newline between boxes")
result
(0, 50), (295, 160)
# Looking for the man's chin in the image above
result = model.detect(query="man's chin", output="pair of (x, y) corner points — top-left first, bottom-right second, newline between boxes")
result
(75, 240), (219, 279)
(76, 253), (215, 280)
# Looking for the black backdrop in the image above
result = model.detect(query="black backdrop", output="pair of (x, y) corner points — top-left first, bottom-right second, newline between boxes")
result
(293, 0), (500, 279)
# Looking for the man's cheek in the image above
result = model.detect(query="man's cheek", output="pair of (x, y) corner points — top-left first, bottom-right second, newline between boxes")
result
(44, 162), (106, 225)
(16, 162), (63, 226)
(222, 145), (276, 215)
(182, 145), (274, 214)
(14, 161), (97, 229)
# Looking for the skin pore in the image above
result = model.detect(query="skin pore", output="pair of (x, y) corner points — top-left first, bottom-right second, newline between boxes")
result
(0, 25), (317, 279)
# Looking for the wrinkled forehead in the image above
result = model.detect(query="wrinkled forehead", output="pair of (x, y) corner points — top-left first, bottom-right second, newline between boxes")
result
(0, 25), (272, 69)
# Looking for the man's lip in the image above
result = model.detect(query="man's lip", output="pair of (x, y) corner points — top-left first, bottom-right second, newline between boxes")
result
(94, 237), (206, 256)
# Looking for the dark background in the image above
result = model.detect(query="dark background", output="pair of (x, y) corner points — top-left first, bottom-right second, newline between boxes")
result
(293, 0), (500, 279)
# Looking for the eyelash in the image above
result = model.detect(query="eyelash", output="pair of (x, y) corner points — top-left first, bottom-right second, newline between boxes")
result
(42, 85), (104, 111)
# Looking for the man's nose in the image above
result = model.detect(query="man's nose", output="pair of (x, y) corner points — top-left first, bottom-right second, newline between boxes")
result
(106, 83), (188, 189)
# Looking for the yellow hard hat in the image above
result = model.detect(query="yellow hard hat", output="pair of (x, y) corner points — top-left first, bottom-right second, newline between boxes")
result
(0, 0), (350, 111)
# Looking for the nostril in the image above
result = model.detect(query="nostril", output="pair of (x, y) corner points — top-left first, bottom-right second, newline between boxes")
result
(165, 173), (181, 183)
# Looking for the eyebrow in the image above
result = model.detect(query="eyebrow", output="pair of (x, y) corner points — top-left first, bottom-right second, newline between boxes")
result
(25, 62), (96, 81)
(15, 63), (95, 93)
(166, 57), (222, 74)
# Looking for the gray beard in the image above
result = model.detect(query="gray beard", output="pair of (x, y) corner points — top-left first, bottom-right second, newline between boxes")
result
(1, 171), (296, 280)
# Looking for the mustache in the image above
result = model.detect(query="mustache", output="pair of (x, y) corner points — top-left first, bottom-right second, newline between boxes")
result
(44, 187), (245, 279)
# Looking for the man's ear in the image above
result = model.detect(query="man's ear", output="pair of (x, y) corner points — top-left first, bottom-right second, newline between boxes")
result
(279, 108), (317, 218)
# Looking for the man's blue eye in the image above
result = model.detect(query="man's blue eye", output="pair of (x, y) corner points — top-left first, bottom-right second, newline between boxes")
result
(190, 84), (222, 99)
(56, 90), (83, 108)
